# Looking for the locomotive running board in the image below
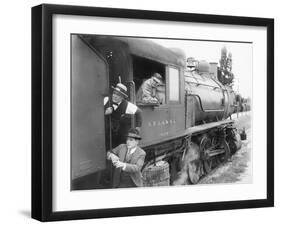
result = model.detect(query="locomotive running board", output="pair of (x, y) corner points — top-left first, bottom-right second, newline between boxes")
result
(140, 119), (234, 148)
(185, 119), (234, 136)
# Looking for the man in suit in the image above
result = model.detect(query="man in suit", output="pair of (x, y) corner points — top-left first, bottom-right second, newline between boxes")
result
(104, 83), (142, 148)
(107, 128), (146, 188)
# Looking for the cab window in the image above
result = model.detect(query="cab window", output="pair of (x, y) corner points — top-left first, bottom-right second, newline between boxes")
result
(168, 67), (180, 103)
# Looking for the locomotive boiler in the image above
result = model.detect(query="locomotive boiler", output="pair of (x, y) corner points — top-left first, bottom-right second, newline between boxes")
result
(71, 35), (241, 189)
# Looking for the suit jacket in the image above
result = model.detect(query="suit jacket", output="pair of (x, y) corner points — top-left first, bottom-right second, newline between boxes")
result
(104, 98), (142, 147)
(136, 78), (156, 102)
(111, 144), (146, 187)
(136, 78), (163, 104)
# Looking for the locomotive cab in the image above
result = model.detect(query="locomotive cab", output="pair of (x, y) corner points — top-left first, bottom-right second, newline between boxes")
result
(129, 51), (187, 147)
(75, 35), (188, 149)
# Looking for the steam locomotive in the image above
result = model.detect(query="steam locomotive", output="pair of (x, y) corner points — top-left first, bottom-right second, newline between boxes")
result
(71, 35), (242, 189)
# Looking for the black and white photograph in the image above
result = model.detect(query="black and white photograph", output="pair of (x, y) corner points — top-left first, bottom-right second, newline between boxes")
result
(30, 3), (274, 222)
(71, 34), (252, 190)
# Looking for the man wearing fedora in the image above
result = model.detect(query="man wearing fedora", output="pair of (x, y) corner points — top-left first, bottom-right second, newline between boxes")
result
(136, 72), (164, 104)
(104, 83), (142, 148)
(107, 128), (146, 188)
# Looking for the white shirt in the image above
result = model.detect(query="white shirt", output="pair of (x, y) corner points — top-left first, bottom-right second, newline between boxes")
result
(104, 96), (138, 114)
(123, 147), (137, 170)
(104, 96), (121, 110)
(128, 147), (137, 155)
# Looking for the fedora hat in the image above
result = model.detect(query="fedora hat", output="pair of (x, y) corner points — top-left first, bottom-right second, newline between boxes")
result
(152, 73), (163, 84)
(127, 128), (141, 140)
(111, 83), (128, 98)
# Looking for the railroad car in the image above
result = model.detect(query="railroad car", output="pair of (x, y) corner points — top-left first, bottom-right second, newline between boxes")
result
(71, 35), (242, 189)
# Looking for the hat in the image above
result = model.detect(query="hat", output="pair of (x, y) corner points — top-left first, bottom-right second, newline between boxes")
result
(152, 73), (163, 84)
(127, 128), (141, 140)
(111, 83), (128, 98)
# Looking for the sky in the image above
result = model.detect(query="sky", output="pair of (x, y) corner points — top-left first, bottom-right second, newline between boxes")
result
(151, 38), (253, 98)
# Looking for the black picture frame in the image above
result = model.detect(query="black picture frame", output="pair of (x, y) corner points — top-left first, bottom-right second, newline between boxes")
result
(32, 3), (274, 222)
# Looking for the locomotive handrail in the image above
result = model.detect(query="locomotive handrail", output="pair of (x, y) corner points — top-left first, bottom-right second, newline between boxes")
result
(126, 81), (136, 104)
(126, 81), (136, 128)
(185, 80), (227, 90)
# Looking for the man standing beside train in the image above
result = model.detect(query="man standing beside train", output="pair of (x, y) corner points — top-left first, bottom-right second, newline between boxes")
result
(104, 83), (142, 148)
(107, 128), (146, 188)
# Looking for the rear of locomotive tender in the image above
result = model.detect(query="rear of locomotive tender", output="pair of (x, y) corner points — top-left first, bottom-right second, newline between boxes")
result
(73, 35), (241, 187)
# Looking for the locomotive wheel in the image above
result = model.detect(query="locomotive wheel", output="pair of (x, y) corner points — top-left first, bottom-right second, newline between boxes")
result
(200, 136), (213, 174)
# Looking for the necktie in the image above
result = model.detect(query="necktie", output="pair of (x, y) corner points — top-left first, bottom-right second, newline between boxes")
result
(126, 149), (132, 162)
